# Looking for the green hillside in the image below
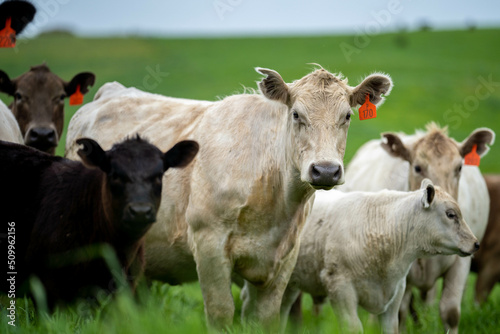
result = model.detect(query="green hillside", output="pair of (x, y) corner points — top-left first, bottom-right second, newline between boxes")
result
(0, 29), (499, 171)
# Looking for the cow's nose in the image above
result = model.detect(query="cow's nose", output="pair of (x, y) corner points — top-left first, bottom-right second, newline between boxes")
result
(128, 203), (155, 222)
(26, 127), (57, 149)
(309, 162), (342, 188)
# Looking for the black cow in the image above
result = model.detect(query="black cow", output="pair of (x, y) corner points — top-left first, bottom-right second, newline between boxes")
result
(0, 136), (198, 307)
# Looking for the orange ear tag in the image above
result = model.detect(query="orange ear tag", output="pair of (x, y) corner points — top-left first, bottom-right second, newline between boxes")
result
(69, 84), (84, 105)
(464, 144), (480, 166)
(0, 18), (16, 48)
(358, 94), (376, 120)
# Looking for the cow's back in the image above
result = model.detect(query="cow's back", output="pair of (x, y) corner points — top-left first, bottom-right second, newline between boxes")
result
(65, 82), (212, 158)
(0, 101), (23, 144)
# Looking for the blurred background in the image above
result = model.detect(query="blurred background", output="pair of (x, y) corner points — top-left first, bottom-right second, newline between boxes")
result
(1, 2), (500, 332)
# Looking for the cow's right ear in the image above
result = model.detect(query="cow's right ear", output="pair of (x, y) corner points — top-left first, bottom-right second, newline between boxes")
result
(381, 133), (411, 162)
(64, 72), (96, 97)
(0, 70), (16, 96)
(420, 178), (435, 209)
(76, 138), (110, 173)
(163, 140), (199, 170)
(256, 67), (290, 106)
(0, 0), (36, 35)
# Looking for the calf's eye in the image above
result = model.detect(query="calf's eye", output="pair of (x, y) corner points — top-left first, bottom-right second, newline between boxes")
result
(446, 211), (456, 219)
(293, 112), (299, 120)
(345, 113), (351, 121)
(15, 92), (22, 100)
(414, 165), (422, 173)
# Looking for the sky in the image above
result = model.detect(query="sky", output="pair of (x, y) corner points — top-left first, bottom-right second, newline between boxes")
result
(18, 0), (500, 38)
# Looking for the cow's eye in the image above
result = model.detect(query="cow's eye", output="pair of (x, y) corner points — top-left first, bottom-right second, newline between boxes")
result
(60, 94), (66, 101)
(456, 165), (462, 174)
(14, 92), (22, 100)
(293, 111), (299, 120)
(345, 113), (351, 122)
(446, 210), (457, 219)
(414, 165), (422, 173)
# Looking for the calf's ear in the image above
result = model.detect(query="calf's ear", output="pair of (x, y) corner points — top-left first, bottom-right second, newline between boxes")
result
(350, 73), (393, 107)
(459, 128), (495, 158)
(0, 0), (36, 35)
(381, 133), (411, 162)
(76, 138), (110, 173)
(64, 72), (96, 97)
(163, 140), (199, 170)
(256, 67), (290, 106)
(420, 178), (435, 209)
(0, 70), (16, 96)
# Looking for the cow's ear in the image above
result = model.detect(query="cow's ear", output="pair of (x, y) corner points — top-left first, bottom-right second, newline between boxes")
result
(350, 73), (393, 107)
(256, 67), (290, 106)
(76, 138), (110, 173)
(64, 72), (96, 96)
(420, 178), (435, 209)
(0, 1), (36, 35)
(381, 132), (412, 162)
(459, 128), (495, 158)
(163, 140), (199, 170)
(0, 70), (16, 96)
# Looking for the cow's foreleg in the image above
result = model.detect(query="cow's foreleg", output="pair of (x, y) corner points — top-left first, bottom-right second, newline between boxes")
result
(440, 256), (470, 334)
(241, 244), (300, 331)
(379, 279), (406, 334)
(192, 230), (235, 330)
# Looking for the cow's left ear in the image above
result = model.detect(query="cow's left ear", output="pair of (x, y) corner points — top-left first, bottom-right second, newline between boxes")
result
(459, 128), (495, 158)
(420, 178), (435, 209)
(0, 70), (16, 96)
(64, 72), (96, 96)
(163, 140), (199, 170)
(76, 138), (110, 173)
(256, 67), (290, 106)
(350, 73), (393, 107)
(381, 132), (412, 162)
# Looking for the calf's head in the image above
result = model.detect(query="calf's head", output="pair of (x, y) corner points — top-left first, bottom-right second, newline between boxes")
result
(257, 66), (392, 190)
(0, 64), (95, 154)
(418, 179), (479, 256)
(77, 136), (199, 236)
(382, 123), (495, 199)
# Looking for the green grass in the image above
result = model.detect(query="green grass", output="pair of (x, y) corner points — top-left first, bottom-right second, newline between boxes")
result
(1, 29), (500, 333)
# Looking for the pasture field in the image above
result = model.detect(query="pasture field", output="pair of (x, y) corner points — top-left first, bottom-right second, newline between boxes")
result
(1, 28), (500, 333)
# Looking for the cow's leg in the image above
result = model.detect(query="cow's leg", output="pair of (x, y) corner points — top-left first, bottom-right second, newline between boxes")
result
(322, 275), (361, 333)
(192, 230), (234, 329)
(279, 286), (302, 332)
(439, 256), (470, 334)
(241, 245), (300, 331)
(380, 279), (406, 334)
(398, 284), (413, 332)
(475, 261), (500, 304)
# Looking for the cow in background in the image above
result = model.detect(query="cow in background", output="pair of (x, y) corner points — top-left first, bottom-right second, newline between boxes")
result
(0, 64), (95, 154)
(341, 122), (494, 333)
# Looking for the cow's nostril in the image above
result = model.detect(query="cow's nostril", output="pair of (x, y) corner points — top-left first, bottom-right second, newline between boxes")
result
(311, 164), (321, 178)
(128, 203), (154, 221)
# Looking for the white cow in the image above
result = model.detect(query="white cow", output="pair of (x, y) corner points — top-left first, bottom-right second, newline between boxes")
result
(0, 100), (23, 143)
(341, 123), (494, 333)
(65, 67), (393, 329)
(281, 180), (478, 334)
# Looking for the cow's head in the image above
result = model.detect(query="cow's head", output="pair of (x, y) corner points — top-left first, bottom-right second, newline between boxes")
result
(76, 136), (199, 237)
(381, 123), (495, 199)
(257, 67), (392, 190)
(418, 179), (479, 256)
(0, 64), (95, 154)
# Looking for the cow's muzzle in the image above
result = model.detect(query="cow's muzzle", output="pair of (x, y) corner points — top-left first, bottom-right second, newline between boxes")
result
(309, 162), (343, 189)
(25, 127), (57, 153)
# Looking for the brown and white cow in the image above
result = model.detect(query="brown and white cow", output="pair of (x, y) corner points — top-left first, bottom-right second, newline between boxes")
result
(471, 174), (500, 304)
(342, 122), (494, 333)
(0, 64), (95, 154)
(65, 66), (393, 328)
